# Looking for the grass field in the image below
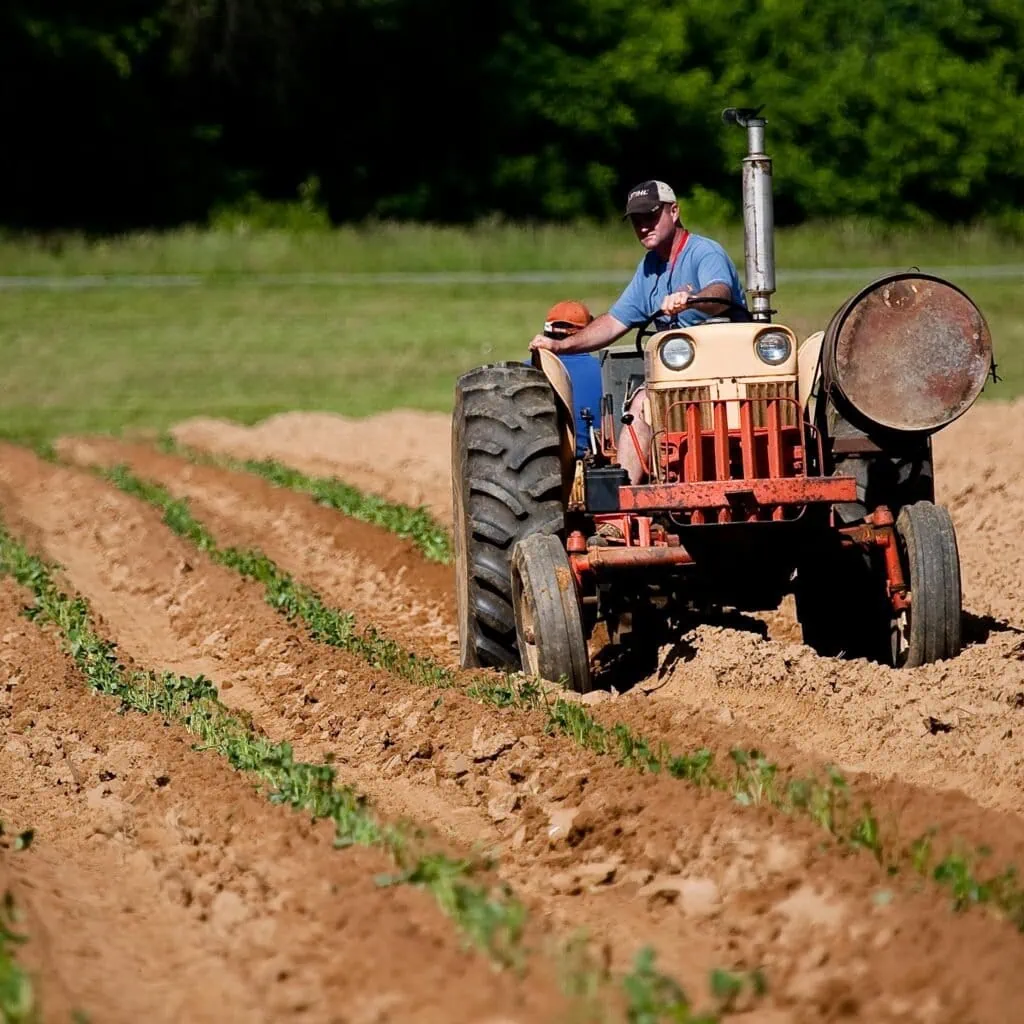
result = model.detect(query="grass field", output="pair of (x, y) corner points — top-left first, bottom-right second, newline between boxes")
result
(0, 223), (1020, 442)
(1, 219), (1022, 276)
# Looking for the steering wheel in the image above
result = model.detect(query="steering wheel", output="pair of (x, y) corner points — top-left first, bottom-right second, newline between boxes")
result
(633, 298), (753, 353)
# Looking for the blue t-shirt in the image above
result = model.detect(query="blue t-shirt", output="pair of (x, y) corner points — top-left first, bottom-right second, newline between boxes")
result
(609, 232), (746, 329)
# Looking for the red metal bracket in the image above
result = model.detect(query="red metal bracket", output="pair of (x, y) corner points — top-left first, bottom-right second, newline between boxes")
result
(570, 545), (695, 576)
(838, 506), (910, 612)
(619, 476), (858, 511)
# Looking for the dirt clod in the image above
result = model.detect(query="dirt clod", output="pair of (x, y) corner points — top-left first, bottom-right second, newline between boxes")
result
(472, 724), (518, 762)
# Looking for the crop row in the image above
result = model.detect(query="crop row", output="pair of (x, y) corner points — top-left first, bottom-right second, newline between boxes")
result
(0, 512), (754, 1023)
(159, 437), (453, 563)
(107, 450), (1024, 932)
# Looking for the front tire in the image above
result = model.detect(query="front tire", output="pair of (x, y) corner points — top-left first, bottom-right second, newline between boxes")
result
(891, 501), (962, 667)
(511, 534), (592, 692)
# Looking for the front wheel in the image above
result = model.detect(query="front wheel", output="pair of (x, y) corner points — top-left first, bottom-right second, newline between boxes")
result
(891, 501), (962, 668)
(511, 534), (592, 693)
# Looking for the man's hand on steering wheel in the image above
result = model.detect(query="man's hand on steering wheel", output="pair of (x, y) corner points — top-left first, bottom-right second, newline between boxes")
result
(662, 284), (734, 317)
(635, 288), (749, 352)
(661, 289), (693, 316)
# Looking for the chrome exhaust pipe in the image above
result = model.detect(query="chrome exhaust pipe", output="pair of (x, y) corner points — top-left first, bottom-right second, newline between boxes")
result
(723, 107), (775, 322)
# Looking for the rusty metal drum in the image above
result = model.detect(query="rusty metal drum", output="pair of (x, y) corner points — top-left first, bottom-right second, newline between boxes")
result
(822, 273), (993, 433)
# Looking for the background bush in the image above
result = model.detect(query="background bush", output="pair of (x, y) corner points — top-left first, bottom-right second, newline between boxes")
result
(3, 0), (1022, 231)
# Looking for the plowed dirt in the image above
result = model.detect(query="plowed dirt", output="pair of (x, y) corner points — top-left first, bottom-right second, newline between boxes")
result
(167, 401), (1024, 814)
(0, 580), (558, 1024)
(27, 396), (1024, 1020)
(174, 411), (453, 524)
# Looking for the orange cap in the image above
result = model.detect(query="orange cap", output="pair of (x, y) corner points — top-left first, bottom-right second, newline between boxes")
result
(543, 300), (593, 337)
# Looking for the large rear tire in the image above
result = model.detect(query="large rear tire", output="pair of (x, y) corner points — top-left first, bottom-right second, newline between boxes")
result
(892, 501), (962, 667)
(452, 363), (565, 670)
(511, 534), (592, 692)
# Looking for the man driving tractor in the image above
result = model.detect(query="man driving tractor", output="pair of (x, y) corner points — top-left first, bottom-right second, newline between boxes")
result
(454, 112), (986, 687)
(529, 179), (747, 483)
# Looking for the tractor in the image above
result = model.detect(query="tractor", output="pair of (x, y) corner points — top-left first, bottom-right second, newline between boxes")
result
(451, 107), (994, 693)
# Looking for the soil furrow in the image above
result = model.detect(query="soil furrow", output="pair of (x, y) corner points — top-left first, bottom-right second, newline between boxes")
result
(168, 401), (1024, 629)
(47, 438), (1024, 908)
(63, 434), (1024, 824)
(22, 443), (1024, 1019)
(111, 402), (1024, 818)
(62, 436), (458, 666)
(173, 411), (454, 524)
(0, 578), (553, 1024)
(607, 400), (1024, 818)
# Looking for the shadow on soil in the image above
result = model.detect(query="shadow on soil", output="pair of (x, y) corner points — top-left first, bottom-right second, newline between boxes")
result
(591, 609), (1022, 695)
(591, 609), (768, 694)
(962, 610), (1024, 647)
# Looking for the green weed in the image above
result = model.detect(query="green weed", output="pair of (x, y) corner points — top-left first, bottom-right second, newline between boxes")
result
(0, 891), (35, 1024)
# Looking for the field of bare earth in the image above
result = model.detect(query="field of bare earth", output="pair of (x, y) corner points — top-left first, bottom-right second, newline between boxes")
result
(0, 396), (1010, 1020)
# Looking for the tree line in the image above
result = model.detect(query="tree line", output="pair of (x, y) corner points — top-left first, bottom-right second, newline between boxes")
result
(3, 0), (1022, 231)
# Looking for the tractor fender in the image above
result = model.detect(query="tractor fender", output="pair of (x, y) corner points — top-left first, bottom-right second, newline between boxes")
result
(532, 349), (578, 494)
(798, 330), (825, 424)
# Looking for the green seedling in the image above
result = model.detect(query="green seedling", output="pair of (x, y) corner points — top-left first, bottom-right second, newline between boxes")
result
(0, 523), (524, 969)
(729, 749), (778, 807)
(622, 948), (715, 1024)
(0, 891), (35, 1023)
(0, 517), (724, 1013)
(160, 438), (453, 564)
(708, 968), (767, 1013)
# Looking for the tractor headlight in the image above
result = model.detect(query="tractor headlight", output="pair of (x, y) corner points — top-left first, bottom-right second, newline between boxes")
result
(754, 330), (793, 366)
(660, 336), (695, 372)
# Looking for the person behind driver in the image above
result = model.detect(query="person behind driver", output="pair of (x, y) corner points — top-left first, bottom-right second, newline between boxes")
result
(531, 300), (604, 458)
(529, 180), (746, 483)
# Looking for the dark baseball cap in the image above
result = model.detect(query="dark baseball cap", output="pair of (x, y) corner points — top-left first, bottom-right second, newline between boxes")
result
(623, 180), (677, 218)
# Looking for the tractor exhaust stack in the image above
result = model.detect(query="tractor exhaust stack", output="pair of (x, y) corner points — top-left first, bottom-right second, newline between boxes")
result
(723, 106), (775, 322)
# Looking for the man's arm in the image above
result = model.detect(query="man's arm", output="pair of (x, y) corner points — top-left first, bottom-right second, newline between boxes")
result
(663, 240), (744, 316)
(661, 281), (733, 316)
(529, 312), (630, 355)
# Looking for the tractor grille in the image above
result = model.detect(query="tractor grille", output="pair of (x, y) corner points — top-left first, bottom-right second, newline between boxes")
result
(746, 381), (798, 427)
(649, 386), (713, 433)
(649, 380), (798, 435)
